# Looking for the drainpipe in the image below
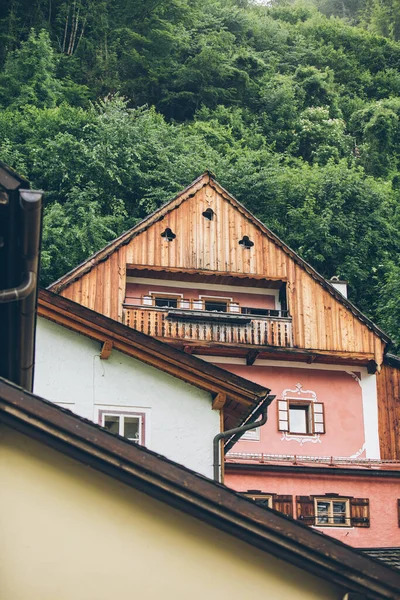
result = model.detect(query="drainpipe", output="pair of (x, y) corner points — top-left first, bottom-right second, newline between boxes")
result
(0, 189), (43, 391)
(213, 395), (275, 483)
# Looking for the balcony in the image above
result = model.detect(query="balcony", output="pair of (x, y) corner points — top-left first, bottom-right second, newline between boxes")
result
(122, 302), (293, 349)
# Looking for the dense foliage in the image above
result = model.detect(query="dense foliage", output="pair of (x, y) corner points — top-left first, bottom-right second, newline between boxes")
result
(0, 0), (399, 346)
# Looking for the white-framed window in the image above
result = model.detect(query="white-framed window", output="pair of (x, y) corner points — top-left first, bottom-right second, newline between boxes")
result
(199, 295), (231, 312)
(241, 427), (261, 441)
(314, 498), (350, 527)
(145, 291), (186, 309)
(278, 399), (325, 434)
(97, 409), (147, 445)
(245, 493), (273, 508)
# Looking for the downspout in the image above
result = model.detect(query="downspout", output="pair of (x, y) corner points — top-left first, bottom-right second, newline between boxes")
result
(0, 189), (43, 391)
(213, 394), (275, 483)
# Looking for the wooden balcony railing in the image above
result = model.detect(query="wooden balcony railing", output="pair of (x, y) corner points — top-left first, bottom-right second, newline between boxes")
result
(122, 305), (293, 348)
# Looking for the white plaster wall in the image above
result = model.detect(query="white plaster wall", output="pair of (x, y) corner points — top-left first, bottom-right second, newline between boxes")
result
(34, 317), (220, 477)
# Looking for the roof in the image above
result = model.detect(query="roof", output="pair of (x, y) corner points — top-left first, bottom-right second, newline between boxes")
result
(49, 171), (390, 344)
(385, 354), (400, 369)
(362, 549), (400, 571)
(1, 376), (400, 599)
(38, 289), (271, 436)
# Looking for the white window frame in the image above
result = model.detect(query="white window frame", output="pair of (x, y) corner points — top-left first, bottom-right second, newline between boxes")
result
(148, 291), (186, 309)
(199, 295), (233, 312)
(96, 407), (149, 445)
(241, 427), (261, 441)
(314, 497), (351, 527)
(245, 493), (273, 508)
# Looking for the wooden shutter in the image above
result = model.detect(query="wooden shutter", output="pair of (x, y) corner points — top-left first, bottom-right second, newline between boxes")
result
(397, 499), (400, 527)
(278, 399), (289, 431)
(296, 496), (315, 525)
(350, 497), (370, 527)
(273, 495), (293, 517)
(312, 402), (325, 433)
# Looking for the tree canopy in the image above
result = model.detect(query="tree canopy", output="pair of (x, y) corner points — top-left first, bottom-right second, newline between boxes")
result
(0, 0), (399, 346)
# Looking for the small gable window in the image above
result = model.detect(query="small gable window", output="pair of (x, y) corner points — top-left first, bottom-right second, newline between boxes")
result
(161, 227), (176, 241)
(202, 207), (214, 220)
(239, 235), (254, 249)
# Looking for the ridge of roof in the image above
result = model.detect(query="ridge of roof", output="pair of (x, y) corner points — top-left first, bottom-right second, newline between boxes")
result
(1, 375), (400, 599)
(38, 288), (270, 430)
(48, 172), (390, 344)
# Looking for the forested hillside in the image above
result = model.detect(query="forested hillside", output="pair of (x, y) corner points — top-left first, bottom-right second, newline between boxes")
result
(0, 0), (399, 346)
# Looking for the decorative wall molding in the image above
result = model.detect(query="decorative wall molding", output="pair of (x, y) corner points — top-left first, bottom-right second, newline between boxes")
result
(280, 383), (322, 446)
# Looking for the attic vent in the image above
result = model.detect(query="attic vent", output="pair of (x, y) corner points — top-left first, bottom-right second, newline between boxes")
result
(239, 235), (254, 249)
(161, 227), (176, 242)
(202, 207), (214, 221)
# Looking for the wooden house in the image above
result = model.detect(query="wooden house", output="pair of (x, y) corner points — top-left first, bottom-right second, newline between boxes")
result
(48, 172), (400, 549)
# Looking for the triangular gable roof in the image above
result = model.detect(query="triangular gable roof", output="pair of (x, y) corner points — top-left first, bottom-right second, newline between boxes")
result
(38, 289), (271, 437)
(1, 375), (400, 599)
(49, 172), (390, 344)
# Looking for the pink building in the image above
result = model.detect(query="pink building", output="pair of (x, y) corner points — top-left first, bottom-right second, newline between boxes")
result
(50, 173), (400, 552)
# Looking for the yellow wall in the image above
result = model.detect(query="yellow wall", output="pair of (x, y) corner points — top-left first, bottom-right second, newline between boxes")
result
(0, 425), (343, 600)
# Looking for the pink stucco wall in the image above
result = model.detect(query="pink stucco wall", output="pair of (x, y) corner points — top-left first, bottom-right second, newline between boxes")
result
(221, 364), (366, 459)
(225, 468), (400, 547)
(125, 283), (276, 310)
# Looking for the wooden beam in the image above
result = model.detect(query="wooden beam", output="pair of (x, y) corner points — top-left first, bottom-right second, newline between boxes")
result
(212, 393), (226, 410)
(100, 340), (113, 360)
(246, 350), (260, 366)
(367, 360), (378, 374)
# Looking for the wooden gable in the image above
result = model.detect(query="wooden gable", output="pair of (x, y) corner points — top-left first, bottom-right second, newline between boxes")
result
(50, 172), (388, 365)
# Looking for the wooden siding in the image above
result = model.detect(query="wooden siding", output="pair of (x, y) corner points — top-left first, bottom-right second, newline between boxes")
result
(377, 364), (400, 460)
(60, 182), (385, 364)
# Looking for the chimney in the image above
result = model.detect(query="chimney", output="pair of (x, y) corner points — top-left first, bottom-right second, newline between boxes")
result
(329, 276), (348, 298)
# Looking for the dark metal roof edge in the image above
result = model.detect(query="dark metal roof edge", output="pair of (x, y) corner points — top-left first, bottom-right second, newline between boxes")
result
(384, 353), (400, 368)
(1, 376), (400, 599)
(225, 462), (400, 478)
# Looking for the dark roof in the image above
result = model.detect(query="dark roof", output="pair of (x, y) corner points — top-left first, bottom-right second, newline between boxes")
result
(38, 289), (271, 435)
(1, 376), (400, 599)
(385, 354), (400, 369)
(49, 172), (390, 344)
(362, 549), (400, 571)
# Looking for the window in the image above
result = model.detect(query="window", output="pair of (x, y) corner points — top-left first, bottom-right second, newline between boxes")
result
(315, 498), (350, 527)
(98, 410), (146, 444)
(241, 427), (260, 441)
(278, 399), (325, 435)
(204, 300), (227, 312)
(245, 493), (273, 508)
(154, 297), (178, 308)
(244, 491), (293, 517)
(147, 292), (183, 309)
(297, 495), (370, 528)
(241, 307), (279, 317)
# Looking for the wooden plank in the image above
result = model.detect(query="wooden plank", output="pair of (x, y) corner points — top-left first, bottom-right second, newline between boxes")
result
(100, 340), (113, 360)
(212, 392), (226, 410)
